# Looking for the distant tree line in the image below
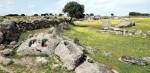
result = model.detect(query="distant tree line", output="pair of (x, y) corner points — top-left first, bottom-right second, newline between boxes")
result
(5, 13), (64, 16)
(129, 12), (150, 16)
(5, 14), (25, 16)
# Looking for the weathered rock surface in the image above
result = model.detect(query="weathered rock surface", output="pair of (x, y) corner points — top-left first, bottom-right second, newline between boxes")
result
(2, 49), (13, 56)
(142, 57), (150, 64)
(0, 19), (65, 44)
(119, 56), (148, 66)
(0, 21), (20, 44)
(116, 19), (135, 28)
(15, 31), (118, 72)
(17, 33), (60, 56)
(0, 32), (4, 44)
(55, 40), (84, 70)
(75, 59), (114, 73)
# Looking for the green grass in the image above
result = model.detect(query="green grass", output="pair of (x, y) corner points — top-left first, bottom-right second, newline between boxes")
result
(63, 17), (150, 73)
(1, 17), (149, 73)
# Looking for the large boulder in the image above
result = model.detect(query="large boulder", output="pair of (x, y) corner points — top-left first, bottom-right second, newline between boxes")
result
(116, 19), (135, 28)
(0, 20), (20, 44)
(17, 33), (60, 56)
(75, 59), (114, 73)
(55, 40), (84, 70)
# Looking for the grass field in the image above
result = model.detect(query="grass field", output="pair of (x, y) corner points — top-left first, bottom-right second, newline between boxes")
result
(63, 17), (150, 73)
(2, 17), (150, 73)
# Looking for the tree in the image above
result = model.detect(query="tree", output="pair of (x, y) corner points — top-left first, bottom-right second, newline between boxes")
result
(129, 12), (150, 16)
(21, 14), (25, 16)
(49, 13), (53, 16)
(59, 13), (63, 16)
(90, 13), (94, 16)
(111, 13), (114, 17)
(63, 1), (85, 23)
(41, 13), (49, 16)
(33, 14), (39, 16)
(5, 14), (19, 16)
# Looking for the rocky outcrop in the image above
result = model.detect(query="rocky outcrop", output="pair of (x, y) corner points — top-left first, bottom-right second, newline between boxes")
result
(17, 33), (60, 56)
(75, 60), (113, 73)
(0, 21), (20, 44)
(116, 19), (135, 28)
(0, 19), (65, 44)
(55, 40), (84, 70)
(16, 32), (117, 73)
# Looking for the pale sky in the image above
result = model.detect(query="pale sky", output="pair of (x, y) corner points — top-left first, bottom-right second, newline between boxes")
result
(0, 0), (150, 16)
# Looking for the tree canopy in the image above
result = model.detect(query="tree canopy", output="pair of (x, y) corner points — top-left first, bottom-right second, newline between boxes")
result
(63, 1), (85, 19)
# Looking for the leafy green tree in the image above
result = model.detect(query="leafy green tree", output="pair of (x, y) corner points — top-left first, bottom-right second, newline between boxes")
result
(63, 1), (85, 23)
(111, 13), (114, 17)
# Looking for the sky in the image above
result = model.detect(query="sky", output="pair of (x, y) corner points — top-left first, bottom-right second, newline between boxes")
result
(0, 0), (150, 16)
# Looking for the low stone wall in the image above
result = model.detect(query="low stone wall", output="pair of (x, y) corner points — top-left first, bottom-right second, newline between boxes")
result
(0, 19), (64, 44)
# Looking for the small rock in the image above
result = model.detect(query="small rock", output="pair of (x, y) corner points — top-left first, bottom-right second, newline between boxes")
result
(2, 49), (13, 56)
(48, 27), (55, 33)
(9, 41), (17, 45)
(86, 46), (97, 53)
(0, 44), (5, 50)
(52, 64), (61, 69)
(142, 57), (150, 64)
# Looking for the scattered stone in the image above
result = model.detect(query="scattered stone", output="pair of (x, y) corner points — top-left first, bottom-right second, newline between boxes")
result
(52, 64), (61, 69)
(0, 44), (5, 50)
(55, 40), (84, 70)
(48, 27), (55, 33)
(119, 56), (148, 66)
(86, 46), (97, 54)
(9, 41), (17, 45)
(146, 31), (150, 36)
(75, 59), (113, 73)
(142, 57), (150, 64)
(2, 49), (13, 56)
(116, 19), (135, 28)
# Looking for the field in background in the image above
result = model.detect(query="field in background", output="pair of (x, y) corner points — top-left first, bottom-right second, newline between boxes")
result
(64, 17), (150, 73)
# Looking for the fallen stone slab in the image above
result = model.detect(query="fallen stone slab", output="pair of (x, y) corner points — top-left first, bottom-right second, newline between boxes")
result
(119, 56), (148, 66)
